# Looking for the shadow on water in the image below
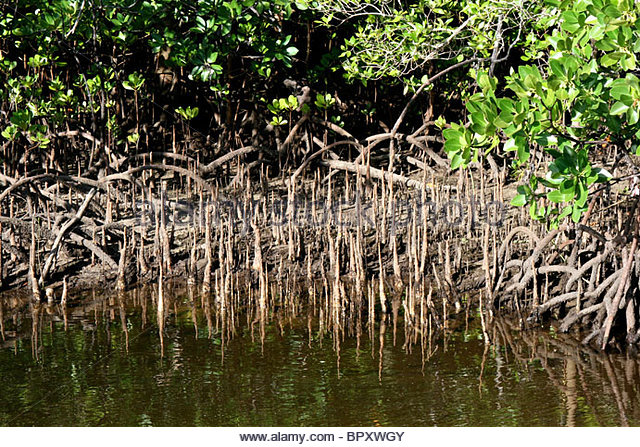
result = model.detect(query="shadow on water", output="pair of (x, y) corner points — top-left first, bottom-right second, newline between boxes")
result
(0, 287), (639, 427)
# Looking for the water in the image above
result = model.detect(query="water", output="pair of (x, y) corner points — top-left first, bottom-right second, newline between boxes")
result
(0, 290), (639, 426)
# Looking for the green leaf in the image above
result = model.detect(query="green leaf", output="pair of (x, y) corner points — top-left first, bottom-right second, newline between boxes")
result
(517, 144), (530, 164)
(559, 178), (576, 194)
(450, 153), (464, 170)
(610, 101), (629, 115)
(510, 194), (527, 207)
(444, 138), (462, 153)
(547, 189), (574, 203)
(592, 167), (612, 183)
(575, 181), (588, 207)
(571, 205), (585, 223)
(470, 112), (488, 134)
(477, 71), (496, 93)
(601, 52), (623, 67)
(610, 83), (632, 101)
(558, 205), (573, 220)
(504, 138), (517, 151)
(443, 128), (465, 152)
(603, 5), (621, 18)
(561, 11), (581, 33)
(549, 59), (566, 79)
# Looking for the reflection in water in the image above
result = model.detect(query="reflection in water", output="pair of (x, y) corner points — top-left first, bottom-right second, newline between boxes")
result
(0, 298), (4, 341)
(489, 317), (640, 427)
(157, 269), (165, 358)
(0, 288), (640, 426)
(565, 358), (577, 427)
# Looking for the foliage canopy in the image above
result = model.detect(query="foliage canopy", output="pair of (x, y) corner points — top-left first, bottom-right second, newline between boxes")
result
(0, 0), (637, 228)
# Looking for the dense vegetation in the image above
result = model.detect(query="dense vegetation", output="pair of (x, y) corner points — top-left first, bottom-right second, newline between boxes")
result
(0, 0), (545, 180)
(3, 0), (640, 350)
(2, 1), (638, 220)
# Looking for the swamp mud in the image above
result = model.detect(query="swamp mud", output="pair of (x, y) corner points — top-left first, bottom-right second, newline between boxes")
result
(0, 288), (639, 427)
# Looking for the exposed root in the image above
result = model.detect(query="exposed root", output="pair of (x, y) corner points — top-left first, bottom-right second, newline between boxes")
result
(493, 194), (640, 351)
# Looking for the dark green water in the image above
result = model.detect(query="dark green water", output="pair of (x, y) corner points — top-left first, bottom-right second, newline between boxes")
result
(1, 291), (639, 426)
